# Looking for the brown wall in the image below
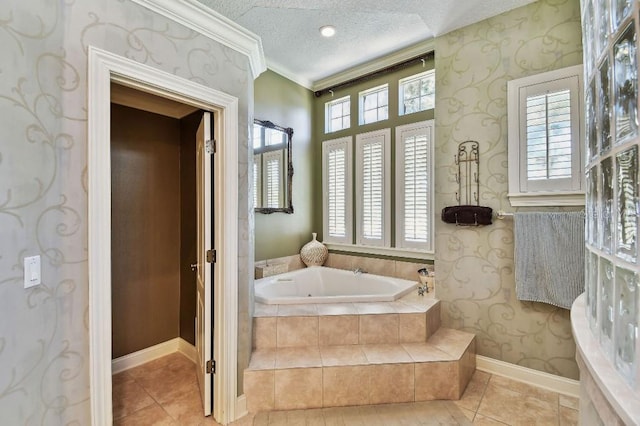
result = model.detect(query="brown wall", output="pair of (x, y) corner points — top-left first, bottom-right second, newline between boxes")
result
(111, 104), (185, 358)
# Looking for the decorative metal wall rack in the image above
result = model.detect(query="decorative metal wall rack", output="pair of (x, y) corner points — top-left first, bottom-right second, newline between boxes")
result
(441, 141), (493, 226)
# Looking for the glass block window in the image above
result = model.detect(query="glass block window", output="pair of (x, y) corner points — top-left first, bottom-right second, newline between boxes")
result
(325, 96), (351, 133)
(399, 70), (435, 115)
(359, 84), (388, 125)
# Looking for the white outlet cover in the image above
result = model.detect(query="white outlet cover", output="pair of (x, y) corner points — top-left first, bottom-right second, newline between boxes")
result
(24, 255), (41, 288)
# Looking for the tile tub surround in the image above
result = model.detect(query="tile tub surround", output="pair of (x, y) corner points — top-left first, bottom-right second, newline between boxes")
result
(571, 295), (639, 424)
(245, 293), (475, 412)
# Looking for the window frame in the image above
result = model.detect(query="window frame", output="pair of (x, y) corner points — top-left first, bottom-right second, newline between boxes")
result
(322, 136), (353, 245)
(395, 120), (435, 252)
(507, 64), (585, 206)
(358, 84), (389, 125)
(399, 70), (435, 116)
(325, 95), (351, 133)
(355, 128), (391, 247)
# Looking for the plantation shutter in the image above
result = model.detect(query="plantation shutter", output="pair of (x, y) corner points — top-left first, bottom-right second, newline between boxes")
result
(322, 137), (353, 244)
(396, 121), (434, 251)
(262, 150), (283, 208)
(253, 154), (262, 208)
(356, 129), (390, 247)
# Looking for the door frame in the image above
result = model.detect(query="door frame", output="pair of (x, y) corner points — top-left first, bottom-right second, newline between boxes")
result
(87, 46), (239, 425)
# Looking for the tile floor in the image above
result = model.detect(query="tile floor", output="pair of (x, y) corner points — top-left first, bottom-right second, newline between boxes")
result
(112, 352), (579, 425)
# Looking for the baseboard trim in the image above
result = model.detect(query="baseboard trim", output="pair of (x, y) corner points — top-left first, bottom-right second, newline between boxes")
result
(112, 338), (196, 374)
(235, 394), (247, 420)
(476, 355), (580, 398)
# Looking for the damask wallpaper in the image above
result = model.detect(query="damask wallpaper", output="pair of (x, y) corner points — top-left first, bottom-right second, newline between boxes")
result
(434, 0), (583, 379)
(0, 0), (253, 422)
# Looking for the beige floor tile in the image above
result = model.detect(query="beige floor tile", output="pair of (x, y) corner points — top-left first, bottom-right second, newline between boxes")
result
(559, 406), (579, 426)
(247, 349), (277, 370)
(399, 313), (427, 343)
(112, 379), (156, 419)
(477, 380), (558, 425)
(427, 328), (474, 359)
(473, 414), (509, 425)
(361, 344), (412, 364)
(488, 375), (558, 405)
(249, 412), (269, 426)
(276, 316), (319, 347)
(135, 366), (199, 405)
(161, 388), (212, 424)
(368, 363), (414, 404)
(274, 368), (323, 410)
(319, 315), (359, 345)
(244, 370), (275, 412)
(319, 345), (368, 366)
(277, 304), (319, 317)
(359, 314), (399, 344)
(453, 370), (491, 412)
(559, 394), (579, 409)
(460, 407), (476, 421)
(253, 317), (277, 349)
(126, 352), (193, 380)
(112, 371), (135, 387)
(401, 342), (456, 362)
(323, 366), (370, 407)
(114, 404), (177, 426)
(316, 303), (358, 315)
(415, 361), (460, 400)
(275, 346), (322, 368)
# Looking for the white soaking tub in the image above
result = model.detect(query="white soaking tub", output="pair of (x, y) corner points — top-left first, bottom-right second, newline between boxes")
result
(254, 266), (416, 304)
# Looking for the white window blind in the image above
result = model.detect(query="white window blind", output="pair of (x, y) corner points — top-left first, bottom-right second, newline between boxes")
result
(325, 96), (351, 133)
(396, 121), (434, 251)
(322, 137), (353, 244)
(253, 154), (262, 208)
(356, 129), (390, 247)
(525, 89), (572, 180)
(262, 150), (283, 208)
(507, 64), (584, 206)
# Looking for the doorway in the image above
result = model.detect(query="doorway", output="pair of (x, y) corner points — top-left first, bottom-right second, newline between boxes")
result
(88, 47), (240, 425)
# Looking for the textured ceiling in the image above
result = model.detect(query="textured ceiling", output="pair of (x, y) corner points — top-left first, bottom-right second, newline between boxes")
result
(197, 0), (537, 86)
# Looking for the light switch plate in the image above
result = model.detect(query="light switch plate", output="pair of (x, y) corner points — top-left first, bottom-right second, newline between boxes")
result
(24, 255), (41, 288)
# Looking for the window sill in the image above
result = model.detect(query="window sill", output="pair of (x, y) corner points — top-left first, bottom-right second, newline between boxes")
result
(324, 243), (434, 260)
(508, 191), (585, 207)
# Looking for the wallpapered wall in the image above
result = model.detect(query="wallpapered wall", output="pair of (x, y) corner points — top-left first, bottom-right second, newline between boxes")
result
(0, 0), (253, 422)
(434, 0), (583, 379)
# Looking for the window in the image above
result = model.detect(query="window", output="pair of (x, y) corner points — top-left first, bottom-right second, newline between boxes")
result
(262, 150), (284, 208)
(399, 70), (435, 115)
(507, 64), (584, 206)
(356, 129), (391, 247)
(359, 84), (388, 125)
(322, 137), (353, 244)
(252, 154), (262, 208)
(325, 96), (351, 133)
(395, 120), (434, 251)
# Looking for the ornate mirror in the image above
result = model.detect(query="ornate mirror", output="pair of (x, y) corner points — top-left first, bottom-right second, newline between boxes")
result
(253, 119), (294, 214)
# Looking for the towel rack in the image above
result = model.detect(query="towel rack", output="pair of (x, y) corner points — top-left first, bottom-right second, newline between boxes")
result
(496, 210), (514, 219)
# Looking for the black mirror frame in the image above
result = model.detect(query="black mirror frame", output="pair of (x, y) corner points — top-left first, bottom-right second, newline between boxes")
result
(254, 119), (294, 214)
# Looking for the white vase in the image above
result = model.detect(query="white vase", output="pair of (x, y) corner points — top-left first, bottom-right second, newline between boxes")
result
(300, 232), (328, 267)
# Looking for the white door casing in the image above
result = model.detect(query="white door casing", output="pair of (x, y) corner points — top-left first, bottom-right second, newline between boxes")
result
(88, 47), (239, 425)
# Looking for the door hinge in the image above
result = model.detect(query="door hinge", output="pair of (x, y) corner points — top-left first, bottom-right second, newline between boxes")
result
(205, 139), (216, 154)
(206, 249), (216, 263)
(206, 359), (215, 374)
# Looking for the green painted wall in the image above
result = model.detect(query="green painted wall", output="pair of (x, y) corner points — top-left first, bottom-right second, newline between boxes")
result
(311, 58), (436, 244)
(254, 70), (315, 260)
(434, 0), (583, 379)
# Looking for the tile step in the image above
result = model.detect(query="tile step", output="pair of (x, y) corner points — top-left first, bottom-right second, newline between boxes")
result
(244, 328), (476, 412)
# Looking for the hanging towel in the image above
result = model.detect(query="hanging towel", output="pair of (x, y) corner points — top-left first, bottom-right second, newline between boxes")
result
(514, 212), (585, 309)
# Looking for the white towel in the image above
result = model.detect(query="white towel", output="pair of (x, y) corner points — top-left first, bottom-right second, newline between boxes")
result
(514, 212), (585, 309)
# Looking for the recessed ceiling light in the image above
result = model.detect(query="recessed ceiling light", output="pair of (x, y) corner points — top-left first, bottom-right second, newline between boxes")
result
(319, 25), (336, 37)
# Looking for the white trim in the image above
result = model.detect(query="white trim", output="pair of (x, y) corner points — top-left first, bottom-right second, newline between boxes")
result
(88, 46), (239, 425)
(111, 338), (196, 374)
(235, 395), (248, 420)
(266, 61), (313, 90)
(313, 39), (435, 91)
(129, 0), (266, 79)
(507, 192), (585, 206)
(476, 355), (580, 398)
(325, 243), (434, 260)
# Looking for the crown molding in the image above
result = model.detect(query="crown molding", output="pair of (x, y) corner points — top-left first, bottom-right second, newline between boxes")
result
(266, 60), (313, 90)
(312, 38), (436, 92)
(129, 0), (266, 79)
